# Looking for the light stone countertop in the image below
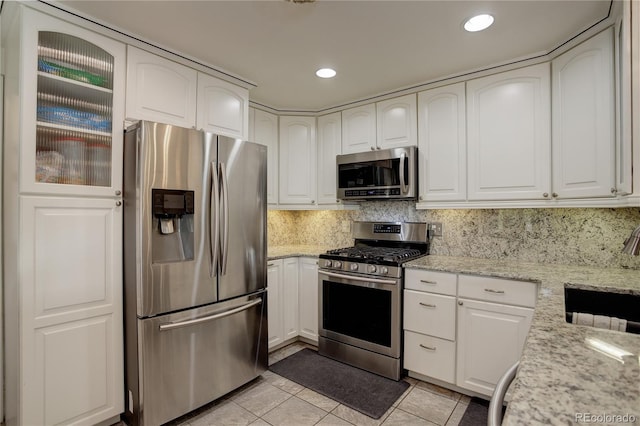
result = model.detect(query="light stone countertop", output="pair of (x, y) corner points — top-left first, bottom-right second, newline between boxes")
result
(404, 255), (640, 425)
(267, 245), (337, 260)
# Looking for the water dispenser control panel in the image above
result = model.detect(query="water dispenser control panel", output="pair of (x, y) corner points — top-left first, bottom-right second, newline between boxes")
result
(152, 189), (195, 218)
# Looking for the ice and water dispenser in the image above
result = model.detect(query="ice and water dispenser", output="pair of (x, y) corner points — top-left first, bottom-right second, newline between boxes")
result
(151, 189), (195, 263)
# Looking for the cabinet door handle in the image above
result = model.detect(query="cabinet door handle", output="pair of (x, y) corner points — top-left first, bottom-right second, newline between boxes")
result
(419, 344), (436, 351)
(115, 190), (122, 196)
(115, 201), (122, 207)
(419, 302), (436, 308)
(420, 279), (437, 285)
(484, 288), (505, 294)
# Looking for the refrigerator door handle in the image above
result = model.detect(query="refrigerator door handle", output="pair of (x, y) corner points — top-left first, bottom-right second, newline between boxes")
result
(219, 161), (230, 276)
(158, 298), (263, 331)
(210, 160), (220, 277)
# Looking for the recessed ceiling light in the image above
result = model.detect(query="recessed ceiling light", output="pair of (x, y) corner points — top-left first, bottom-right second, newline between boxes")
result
(464, 14), (494, 32)
(316, 68), (336, 78)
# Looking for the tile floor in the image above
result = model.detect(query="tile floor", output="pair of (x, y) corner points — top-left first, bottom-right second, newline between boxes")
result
(165, 342), (472, 426)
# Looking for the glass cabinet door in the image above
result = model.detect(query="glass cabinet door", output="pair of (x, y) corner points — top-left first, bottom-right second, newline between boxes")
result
(35, 32), (115, 188)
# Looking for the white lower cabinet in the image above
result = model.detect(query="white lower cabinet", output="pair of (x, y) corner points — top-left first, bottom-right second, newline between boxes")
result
(268, 257), (318, 350)
(403, 269), (536, 397)
(456, 298), (533, 396)
(283, 258), (300, 340)
(456, 275), (535, 396)
(267, 259), (284, 349)
(16, 196), (123, 426)
(403, 269), (457, 384)
(298, 257), (319, 343)
(404, 331), (456, 383)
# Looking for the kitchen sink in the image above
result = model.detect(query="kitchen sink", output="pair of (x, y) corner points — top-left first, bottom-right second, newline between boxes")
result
(564, 285), (640, 335)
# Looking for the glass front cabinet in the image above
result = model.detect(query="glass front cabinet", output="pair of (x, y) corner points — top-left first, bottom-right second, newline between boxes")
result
(19, 6), (125, 197)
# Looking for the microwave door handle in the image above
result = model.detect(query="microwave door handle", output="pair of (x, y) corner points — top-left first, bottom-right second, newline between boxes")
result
(210, 161), (220, 278)
(400, 152), (408, 194)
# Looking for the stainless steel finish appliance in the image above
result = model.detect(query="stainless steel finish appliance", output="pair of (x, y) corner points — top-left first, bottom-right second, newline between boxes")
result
(318, 222), (429, 380)
(123, 121), (268, 426)
(336, 146), (418, 201)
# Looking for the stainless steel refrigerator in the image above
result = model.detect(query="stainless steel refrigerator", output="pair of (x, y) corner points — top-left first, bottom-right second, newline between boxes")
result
(122, 121), (268, 426)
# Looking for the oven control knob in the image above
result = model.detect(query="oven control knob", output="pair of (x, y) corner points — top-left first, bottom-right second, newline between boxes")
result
(334, 261), (342, 269)
(324, 260), (333, 268)
(350, 263), (359, 271)
(380, 266), (389, 275)
(368, 265), (377, 273)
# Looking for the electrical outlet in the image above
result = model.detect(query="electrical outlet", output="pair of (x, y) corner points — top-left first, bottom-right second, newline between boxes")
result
(428, 222), (443, 237)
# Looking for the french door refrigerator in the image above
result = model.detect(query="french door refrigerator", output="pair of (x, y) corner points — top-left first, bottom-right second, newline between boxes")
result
(123, 121), (268, 426)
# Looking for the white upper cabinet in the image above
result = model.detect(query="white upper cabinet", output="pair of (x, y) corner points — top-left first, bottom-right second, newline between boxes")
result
(250, 108), (279, 204)
(125, 46), (197, 128)
(196, 72), (248, 139)
(341, 104), (376, 154)
(615, 5), (633, 196)
(279, 116), (317, 205)
(317, 112), (342, 205)
(417, 83), (466, 202)
(552, 28), (616, 199)
(376, 94), (417, 150)
(466, 63), (551, 201)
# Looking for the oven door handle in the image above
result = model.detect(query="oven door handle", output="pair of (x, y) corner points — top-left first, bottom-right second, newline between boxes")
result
(320, 270), (398, 285)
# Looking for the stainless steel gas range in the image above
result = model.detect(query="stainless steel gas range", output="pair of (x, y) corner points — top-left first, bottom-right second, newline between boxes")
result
(317, 221), (430, 380)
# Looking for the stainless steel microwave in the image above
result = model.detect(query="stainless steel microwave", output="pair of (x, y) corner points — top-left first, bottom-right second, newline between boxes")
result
(337, 146), (418, 201)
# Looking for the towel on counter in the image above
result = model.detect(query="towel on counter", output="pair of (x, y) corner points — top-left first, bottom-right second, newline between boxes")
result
(571, 312), (627, 332)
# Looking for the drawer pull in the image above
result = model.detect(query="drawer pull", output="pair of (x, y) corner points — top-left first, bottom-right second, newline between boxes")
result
(419, 344), (436, 351)
(419, 302), (436, 308)
(484, 288), (505, 294)
(420, 279), (437, 285)
(267, 262), (275, 267)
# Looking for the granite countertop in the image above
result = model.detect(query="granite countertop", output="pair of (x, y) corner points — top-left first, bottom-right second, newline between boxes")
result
(267, 245), (336, 260)
(404, 255), (640, 425)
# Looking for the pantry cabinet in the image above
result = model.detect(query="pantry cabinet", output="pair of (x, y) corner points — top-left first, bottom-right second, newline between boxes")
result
(317, 112), (342, 205)
(2, 5), (125, 425)
(552, 28), (616, 199)
(297, 258), (319, 343)
(376, 94), (417, 150)
(278, 116), (317, 205)
(197, 72), (249, 139)
(341, 103), (376, 154)
(466, 63), (551, 201)
(249, 108), (279, 204)
(417, 83), (466, 202)
(125, 45), (197, 128)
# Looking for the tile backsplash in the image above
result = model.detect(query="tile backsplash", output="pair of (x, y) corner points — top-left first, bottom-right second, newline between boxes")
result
(268, 203), (640, 269)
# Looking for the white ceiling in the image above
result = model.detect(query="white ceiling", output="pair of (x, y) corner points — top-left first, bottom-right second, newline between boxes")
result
(56, 0), (612, 112)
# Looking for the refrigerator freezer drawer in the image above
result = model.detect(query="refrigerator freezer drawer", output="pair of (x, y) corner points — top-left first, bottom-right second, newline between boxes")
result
(127, 292), (268, 426)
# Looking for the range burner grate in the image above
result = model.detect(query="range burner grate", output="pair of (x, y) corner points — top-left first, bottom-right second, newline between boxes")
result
(326, 246), (424, 264)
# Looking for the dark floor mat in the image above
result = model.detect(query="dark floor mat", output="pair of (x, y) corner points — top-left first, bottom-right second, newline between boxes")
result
(269, 348), (409, 419)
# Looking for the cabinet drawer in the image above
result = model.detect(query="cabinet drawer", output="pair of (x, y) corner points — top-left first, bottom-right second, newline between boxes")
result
(458, 275), (537, 308)
(405, 269), (456, 296)
(404, 290), (456, 340)
(404, 331), (455, 383)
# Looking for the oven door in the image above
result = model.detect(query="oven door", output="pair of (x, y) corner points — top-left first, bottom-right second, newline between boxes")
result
(318, 269), (401, 358)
